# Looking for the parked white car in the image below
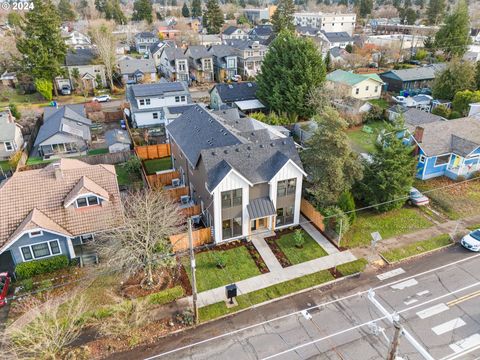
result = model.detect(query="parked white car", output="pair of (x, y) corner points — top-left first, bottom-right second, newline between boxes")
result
(93, 95), (111, 102)
(461, 229), (480, 252)
(409, 187), (429, 206)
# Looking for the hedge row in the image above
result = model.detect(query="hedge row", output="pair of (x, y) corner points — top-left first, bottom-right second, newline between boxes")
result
(15, 255), (69, 279)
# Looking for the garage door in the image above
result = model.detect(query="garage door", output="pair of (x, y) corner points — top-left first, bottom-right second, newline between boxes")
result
(0, 251), (15, 275)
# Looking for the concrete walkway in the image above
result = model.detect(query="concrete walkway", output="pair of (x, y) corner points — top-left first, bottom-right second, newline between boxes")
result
(300, 215), (339, 255)
(196, 250), (356, 307)
(251, 236), (283, 272)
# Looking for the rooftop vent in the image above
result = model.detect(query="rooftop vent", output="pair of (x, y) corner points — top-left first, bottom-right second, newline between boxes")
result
(259, 144), (264, 148)
(247, 82), (252, 87)
(247, 146), (251, 150)
(270, 143), (274, 147)
(211, 151), (216, 155)
(228, 84), (233, 89)
(282, 140), (287, 145)
(235, 148), (240, 152)
(224, 150), (228, 154)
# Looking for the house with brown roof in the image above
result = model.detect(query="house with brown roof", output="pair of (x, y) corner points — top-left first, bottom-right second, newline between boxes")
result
(0, 159), (123, 272)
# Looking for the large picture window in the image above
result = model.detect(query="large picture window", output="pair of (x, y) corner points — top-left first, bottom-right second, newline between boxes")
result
(222, 217), (242, 239)
(221, 189), (242, 209)
(276, 206), (294, 227)
(435, 154), (450, 166)
(277, 178), (296, 198)
(20, 240), (62, 261)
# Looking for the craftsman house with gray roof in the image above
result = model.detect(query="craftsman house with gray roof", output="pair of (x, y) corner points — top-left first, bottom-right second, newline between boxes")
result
(0, 159), (122, 273)
(126, 81), (192, 128)
(0, 108), (24, 160)
(402, 112), (480, 180)
(208, 44), (238, 82)
(184, 46), (214, 83)
(118, 57), (157, 84)
(379, 64), (446, 93)
(34, 105), (91, 159)
(209, 82), (265, 112)
(166, 104), (306, 243)
(222, 26), (249, 40)
(227, 39), (267, 78)
(159, 45), (190, 83)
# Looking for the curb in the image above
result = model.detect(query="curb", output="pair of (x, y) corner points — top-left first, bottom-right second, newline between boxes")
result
(379, 242), (455, 265)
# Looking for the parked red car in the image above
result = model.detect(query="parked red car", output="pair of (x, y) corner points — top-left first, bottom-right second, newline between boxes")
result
(0, 272), (11, 307)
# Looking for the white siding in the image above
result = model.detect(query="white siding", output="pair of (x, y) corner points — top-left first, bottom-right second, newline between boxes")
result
(136, 95), (187, 109)
(134, 111), (164, 127)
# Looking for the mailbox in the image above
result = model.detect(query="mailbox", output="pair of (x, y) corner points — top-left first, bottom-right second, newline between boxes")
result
(225, 284), (237, 304)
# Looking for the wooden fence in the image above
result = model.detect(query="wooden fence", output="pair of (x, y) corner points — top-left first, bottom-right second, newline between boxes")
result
(181, 204), (201, 217)
(300, 198), (325, 231)
(135, 144), (171, 160)
(146, 170), (180, 188)
(167, 186), (189, 199)
(170, 227), (212, 252)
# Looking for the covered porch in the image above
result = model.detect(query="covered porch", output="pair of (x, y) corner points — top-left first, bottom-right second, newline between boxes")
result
(247, 197), (277, 236)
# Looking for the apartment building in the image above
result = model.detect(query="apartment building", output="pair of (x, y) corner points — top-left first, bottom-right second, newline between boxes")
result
(293, 12), (356, 36)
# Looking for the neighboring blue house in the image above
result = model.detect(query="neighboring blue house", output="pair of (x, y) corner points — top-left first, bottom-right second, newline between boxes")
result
(402, 116), (480, 180)
(0, 159), (123, 273)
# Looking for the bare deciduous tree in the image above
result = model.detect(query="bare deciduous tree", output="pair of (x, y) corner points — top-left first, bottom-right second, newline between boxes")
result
(94, 190), (186, 288)
(6, 296), (87, 359)
(89, 20), (117, 90)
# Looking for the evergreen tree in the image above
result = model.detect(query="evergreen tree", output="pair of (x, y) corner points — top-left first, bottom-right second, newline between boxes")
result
(358, 0), (373, 18)
(301, 107), (363, 209)
(432, 59), (476, 100)
(182, 2), (190, 17)
(191, 0), (202, 17)
(434, 0), (470, 60)
(132, 0), (153, 23)
(325, 51), (332, 72)
(171, 0), (178, 6)
(415, 0), (425, 8)
(338, 0), (348, 5)
(58, 0), (76, 21)
(426, 0), (446, 25)
(204, 0), (224, 34)
(271, 0), (295, 33)
(404, 8), (417, 25)
(16, 0), (67, 96)
(257, 31), (326, 119)
(95, 0), (126, 24)
(355, 120), (416, 213)
(239, 0), (246, 7)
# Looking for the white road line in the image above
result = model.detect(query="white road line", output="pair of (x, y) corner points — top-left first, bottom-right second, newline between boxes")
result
(377, 267), (405, 281)
(417, 290), (430, 296)
(391, 278), (418, 290)
(416, 303), (450, 319)
(449, 333), (480, 353)
(404, 298), (418, 305)
(440, 344), (480, 360)
(432, 318), (466, 335)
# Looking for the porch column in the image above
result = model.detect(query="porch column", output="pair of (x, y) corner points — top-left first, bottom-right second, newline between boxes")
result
(66, 237), (76, 259)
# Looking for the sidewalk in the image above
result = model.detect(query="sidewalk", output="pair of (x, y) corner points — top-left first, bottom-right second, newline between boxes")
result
(300, 215), (339, 255)
(195, 249), (356, 307)
(251, 235), (283, 272)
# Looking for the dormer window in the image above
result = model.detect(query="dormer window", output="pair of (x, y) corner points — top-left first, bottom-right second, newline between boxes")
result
(76, 195), (100, 208)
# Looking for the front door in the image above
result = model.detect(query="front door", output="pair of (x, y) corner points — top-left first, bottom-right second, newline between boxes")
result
(258, 218), (266, 229)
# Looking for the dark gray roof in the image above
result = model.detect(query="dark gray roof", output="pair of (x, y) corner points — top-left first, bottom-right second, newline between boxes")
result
(227, 39), (266, 50)
(208, 44), (236, 59)
(118, 58), (156, 75)
(247, 197), (276, 219)
(166, 105), (243, 166)
(135, 32), (157, 39)
(321, 31), (353, 43)
(212, 82), (258, 103)
(249, 25), (273, 38)
(131, 82), (186, 97)
(65, 49), (96, 66)
(296, 26), (318, 35)
(163, 47), (188, 61)
(186, 45), (211, 59)
(330, 46), (348, 58)
(150, 41), (165, 55)
(35, 105), (91, 146)
(223, 26), (240, 35)
(380, 64), (446, 82)
(166, 104), (195, 115)
(105, 129), (131, 146)
(400, 108), (445, 128)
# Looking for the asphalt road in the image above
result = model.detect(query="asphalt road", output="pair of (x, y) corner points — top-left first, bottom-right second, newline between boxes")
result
(111, 245), (480, 360)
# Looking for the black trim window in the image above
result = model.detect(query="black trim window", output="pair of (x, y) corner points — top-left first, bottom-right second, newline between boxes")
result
(222, 217), (242, 239)
(276, 206), (294, 227)
(277, 178), (296, 197)
(221, 189), (242, 209)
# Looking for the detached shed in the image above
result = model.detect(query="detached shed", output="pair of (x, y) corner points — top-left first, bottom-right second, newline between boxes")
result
(105, 129), (132, 153)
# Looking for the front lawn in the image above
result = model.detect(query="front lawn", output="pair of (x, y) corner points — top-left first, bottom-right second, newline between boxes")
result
(87, 148), (109, 156)
(414, 178), (480, 220)
(381, 234), (452, 263)
(199, 270), (334, 322)
(144, 157), (172, 174)
(0, 160), (12, 172)
(182, 246), (261, 292)
(346, 120), (386, 153)
(276, 230), (328, 264)
(341, 207), (433, 248)
(115, 163), (142, 187)
(25, 156), (55, 166)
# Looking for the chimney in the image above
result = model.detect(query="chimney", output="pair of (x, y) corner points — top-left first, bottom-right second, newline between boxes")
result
(468, 103), (480, 117)
(53, 163), (63, 180)
(414, 126), (424, 143)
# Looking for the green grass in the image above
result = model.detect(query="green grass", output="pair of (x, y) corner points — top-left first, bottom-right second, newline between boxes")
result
(276, 230), (328, 264)
(199, 270), (334, 322)
(183, 246), (261, 292)
(467, 224), (480, 231)
(144, 157), (172, 174)
(368, 98), (390, 110)
(336, 258), (368, 276)
(342, 207), (433, 248)
(87, 148), (109, 155)
(115, 163), (142, 186)
(0, 160), (12, 171)
(346, 120), (386, 153)
(381, 234), (452, 263)
(25, 157), (55, 166)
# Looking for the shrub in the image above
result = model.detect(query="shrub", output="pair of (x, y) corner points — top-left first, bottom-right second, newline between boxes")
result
(431, 106), (451, 118)
(175, 309), (194, 326)
(19, 278), (34, 292)
(15, 255), (69, 280)
(362, 104), (384, 123)
(322, 206), (350, 235)
(294, 229), (305, 248)
(338, 191), (356, 224)
(146, 286), (184, 305)
(34, 78), (53, 101)
(9, 103), (21, 119)
(336, 258), (368, 276)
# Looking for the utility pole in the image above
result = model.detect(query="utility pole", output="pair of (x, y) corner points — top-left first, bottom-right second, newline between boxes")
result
(387, 320), (403, 360)
(188, 218), (199, 325)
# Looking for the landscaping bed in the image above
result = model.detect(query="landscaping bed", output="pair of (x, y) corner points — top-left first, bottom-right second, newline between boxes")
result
(265, 228), (328, 266)
(380, 234), (452, 263)
(182, 241), (264, 292)
(144, 157), (172, 175)
(341, 207), (433, 248)
(415, 177), (480, 220)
